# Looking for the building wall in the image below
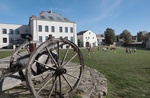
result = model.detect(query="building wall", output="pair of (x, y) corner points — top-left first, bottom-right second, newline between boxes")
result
(97, 36), (104, 46)
(83, 30), (97, 47)
(77, 35), (83, 47)
(146, 33), (150, 48)
(30, 19), (77, 44)
(0, 23), (29, 48)
(0, 19), (77, 48)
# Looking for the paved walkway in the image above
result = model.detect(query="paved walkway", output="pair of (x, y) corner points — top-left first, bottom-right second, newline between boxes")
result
(0, 51), (28, 68)
(0, 49), (14, 63)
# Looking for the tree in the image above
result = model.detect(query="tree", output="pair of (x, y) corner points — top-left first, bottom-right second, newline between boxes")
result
(104, 28), (116, 45)
(137, 31), (149, 42)
(137, 31), (143, 42)
(116, 35), (120, 42)
(120, 30), (132, 44)
(142, 33), (149, 43)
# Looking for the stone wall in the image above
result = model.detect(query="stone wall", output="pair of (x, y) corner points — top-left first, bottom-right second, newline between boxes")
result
(0, 62), (107, 98)
(76, 66), (107, 98)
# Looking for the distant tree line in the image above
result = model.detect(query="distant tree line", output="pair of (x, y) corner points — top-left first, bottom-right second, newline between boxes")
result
(103, 28), (149, 45)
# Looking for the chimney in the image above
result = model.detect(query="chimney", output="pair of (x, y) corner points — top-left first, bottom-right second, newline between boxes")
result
(48, 10), (53, 14)
(30, 15), (36, 19)
(40, 11), (45, 15)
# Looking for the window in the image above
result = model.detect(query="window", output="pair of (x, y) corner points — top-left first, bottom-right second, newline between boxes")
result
(39, 25), (42, 32)
(39, 36), (42, 42)
(64, 36), (68, 40)
(48, 16), (54, 20)
(9, 38), (14, 43)
(2, 29), (7, 34)
(70, 37), (73, 42)
(65, 27), (68, 33)
(56, 17), (62, 21)
(59, 27), (63, 32)
(70, 27), (73, 33)
(93, 37), (94, 39)
(45, 26), (49, 32)
(64, 18), (69, 22)
(25, 29), (29, 34)
(3, 38), (7, 43)
(15, 29), (20, 34)
(9, 29), (13, 34)
(51, 26), (55, 32)
(89, 32), (91, 34)
(40, 16), (46, 19)
(45, 36), (49, 40)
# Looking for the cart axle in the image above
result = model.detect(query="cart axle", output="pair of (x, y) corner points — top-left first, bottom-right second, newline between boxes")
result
(55, 66), (67, 76)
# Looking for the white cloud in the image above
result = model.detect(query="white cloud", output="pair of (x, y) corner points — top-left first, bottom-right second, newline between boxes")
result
(38, 7), (73, 14)
(94, 0), (123, 21)
(0, 2), (10, 12)
(0, 1), (16, 16)
(79, 0), (123, 25)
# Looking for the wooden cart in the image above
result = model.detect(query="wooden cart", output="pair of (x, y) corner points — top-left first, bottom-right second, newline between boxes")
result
(0, 38), (84, 98)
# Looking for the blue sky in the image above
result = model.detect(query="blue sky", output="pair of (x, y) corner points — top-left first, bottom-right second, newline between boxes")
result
(0, 0), (150, 35)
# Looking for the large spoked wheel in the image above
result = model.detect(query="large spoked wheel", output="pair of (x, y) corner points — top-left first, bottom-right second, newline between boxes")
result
(9, 41), (41, 72)
(26, 38), (84, 98)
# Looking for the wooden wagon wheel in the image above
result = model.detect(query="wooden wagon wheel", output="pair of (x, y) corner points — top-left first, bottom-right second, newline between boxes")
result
(9, 41), (41, 72)
(25, 38), (84, 98)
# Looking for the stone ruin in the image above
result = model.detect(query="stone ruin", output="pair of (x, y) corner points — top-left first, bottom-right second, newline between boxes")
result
(0, 62), (107, 98)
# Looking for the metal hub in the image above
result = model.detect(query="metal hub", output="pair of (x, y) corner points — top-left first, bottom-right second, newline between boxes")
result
(55, 66), (67, 76)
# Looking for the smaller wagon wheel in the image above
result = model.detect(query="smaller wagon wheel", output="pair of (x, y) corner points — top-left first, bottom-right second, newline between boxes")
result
(25, 38), (84, 98)
(9, 41), (41, 72)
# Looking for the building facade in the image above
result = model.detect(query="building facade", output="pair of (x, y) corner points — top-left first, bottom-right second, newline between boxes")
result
(77, 30), (98, 47)
(0, 10), (77, 48)
(146, 33), (150, 48)
(96, 34), (105, 46)
(0, 24), (29, 48)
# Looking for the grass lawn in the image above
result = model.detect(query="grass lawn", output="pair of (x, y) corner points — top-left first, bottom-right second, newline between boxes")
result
(0, 50), (14, 59)
(80, 47), (150, 98)
(0, 47), (150, 98)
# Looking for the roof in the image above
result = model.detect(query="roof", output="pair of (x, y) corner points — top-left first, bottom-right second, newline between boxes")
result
(77, 30), (88, 35)
(30, 10), (75, 23)
(96, 34), (104, 37)
(130, 42), (143, 44)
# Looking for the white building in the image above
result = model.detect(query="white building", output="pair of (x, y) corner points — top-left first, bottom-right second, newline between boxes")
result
(96, 34), (105, 46)
(0, 10), (77, 48)
(77, 30), (98, 47)
(146, 33), (150, 48)
(0, 24), (29, 48)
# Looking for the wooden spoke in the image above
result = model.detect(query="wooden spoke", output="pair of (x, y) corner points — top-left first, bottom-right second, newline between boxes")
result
(61, 46), (70, 65)
(66, 73), (79, 80)
(25, 38), (84, 98)
(48, 76), (57, 98)
(62, 53), (78, 67)
(58, 76), (62, 97)
(34, 60), (56, 70)
(62, 74), (73, 90)
(37, 73), (54, 94)
(16, 52), (23, 57)
(64, 64), (82, 69)
(56, 41), (60, 66)
(45, 46), (58, 67)
(24, 45), (30, 53)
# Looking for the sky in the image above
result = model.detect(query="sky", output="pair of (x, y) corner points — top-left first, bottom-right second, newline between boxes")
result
(0, 0), (150, 35)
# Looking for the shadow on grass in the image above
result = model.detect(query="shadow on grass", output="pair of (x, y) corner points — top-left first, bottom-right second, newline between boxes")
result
(141, 67), (150, 70)
(0, 86), (32, 98)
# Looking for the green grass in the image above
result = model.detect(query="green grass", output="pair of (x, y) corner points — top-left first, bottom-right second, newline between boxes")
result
(80, 47), (150, 98)
(0, 47), (150, 98)
(0, 51), (14, 59)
